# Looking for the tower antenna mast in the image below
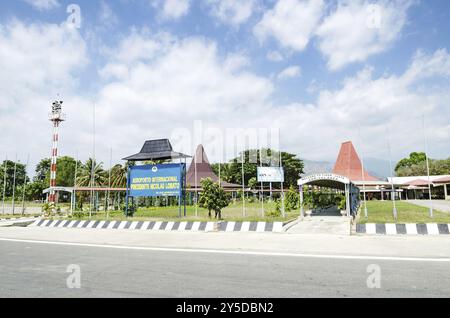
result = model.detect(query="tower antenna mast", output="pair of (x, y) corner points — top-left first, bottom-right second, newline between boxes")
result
(48, 99), (66, 208)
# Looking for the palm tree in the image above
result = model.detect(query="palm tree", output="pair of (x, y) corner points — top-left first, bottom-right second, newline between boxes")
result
(109, 163), (128, 211)
(76, 158), (107, 187)
(110, 164), (128, 188)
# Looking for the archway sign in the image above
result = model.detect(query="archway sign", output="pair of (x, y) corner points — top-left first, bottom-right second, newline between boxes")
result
(297, 173), (360, 218)
(123, 139), (191, 217)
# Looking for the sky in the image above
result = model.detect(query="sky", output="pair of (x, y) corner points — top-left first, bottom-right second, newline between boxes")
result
(0, 0), (449, 174)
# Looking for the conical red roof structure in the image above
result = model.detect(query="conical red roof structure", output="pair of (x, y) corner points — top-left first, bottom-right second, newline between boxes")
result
(186, 145), (240, 189)
(332, 141), (378, 182)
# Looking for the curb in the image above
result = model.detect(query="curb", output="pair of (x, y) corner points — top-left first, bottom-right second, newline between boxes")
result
(0, 216), (40, 222)
(356, 223), (450, 235)
(29, 219), (284, 233)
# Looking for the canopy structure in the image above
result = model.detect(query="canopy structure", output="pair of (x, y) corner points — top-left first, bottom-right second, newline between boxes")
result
(122, 139), (191, 161)
(186, 144), (241, 190)
(297, 173), (360, 217)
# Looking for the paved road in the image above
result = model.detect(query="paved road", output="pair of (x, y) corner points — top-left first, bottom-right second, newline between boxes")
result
(1, 239), (450, 297)
(408, 200), (450, 213)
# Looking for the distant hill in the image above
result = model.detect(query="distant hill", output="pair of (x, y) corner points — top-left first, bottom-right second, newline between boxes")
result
(301, 159), (333, 176)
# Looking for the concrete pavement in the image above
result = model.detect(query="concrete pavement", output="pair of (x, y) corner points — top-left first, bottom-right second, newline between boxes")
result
(1, 227), (450, 297)
(408, 200), (450, 213)
(0, 238), (449, 297)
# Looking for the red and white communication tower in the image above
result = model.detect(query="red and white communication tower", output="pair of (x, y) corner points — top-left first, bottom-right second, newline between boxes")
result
(48, 100), (65, 204)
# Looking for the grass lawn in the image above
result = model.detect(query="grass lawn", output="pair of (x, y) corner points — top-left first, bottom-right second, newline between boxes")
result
(358, 201), (450, 224)
(48, 201), (299, 223)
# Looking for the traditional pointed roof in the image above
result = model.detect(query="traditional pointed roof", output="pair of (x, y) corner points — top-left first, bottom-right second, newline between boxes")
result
(123, 139), (190, 161)
(186, 145), (240, 189)
(332, 141), (379, 182)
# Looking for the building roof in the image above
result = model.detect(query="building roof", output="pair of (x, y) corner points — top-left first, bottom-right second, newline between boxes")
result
(332, 141), (379, 182)
(186, 144), (241, 189)
(434, 176), (450, 184)
(404, 179), (432, 187)
(388, 175), (450, 185)
(123, 139), (191, 161)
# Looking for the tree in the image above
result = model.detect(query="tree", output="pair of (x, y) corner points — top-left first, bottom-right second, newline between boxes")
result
(35, 156), (80, 186)
(395, 152), (427, 173)
(76, 158), (107, 187)
(198, 178), (230, 219)
(25, 181), (47, 201)
(213, 149), (304, 188)
(0, 160), (28, 197)
(285, 186), (299, 212)
(248, 177), (258, 190)
(34, 159), (50, 182)
(396, 158), (450, 177)
(110, 164), (128, 188)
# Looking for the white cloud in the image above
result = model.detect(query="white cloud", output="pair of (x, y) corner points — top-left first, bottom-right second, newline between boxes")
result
(99, 1), (119, 28)
(269, 49), (450, 160)
(1, 18), (449, 173)
(152, 0), (191, 20)
(316, 0), (413, 71)
(206, 0), (257, 26)
(267, 50), (284, 62)
(23, 0), (59, 11)
(0, 21), (88, 171)
(254, 0), (324, 51)
(277, 65), (301, 79)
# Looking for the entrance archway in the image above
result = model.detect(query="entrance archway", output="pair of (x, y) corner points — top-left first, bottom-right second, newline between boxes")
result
(297, 173), (360, 218)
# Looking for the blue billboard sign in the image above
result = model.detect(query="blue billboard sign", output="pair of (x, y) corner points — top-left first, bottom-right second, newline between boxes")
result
(127, 164), (184, 197)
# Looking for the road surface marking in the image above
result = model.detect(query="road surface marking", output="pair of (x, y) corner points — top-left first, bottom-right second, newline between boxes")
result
(0, 237), (449, 263)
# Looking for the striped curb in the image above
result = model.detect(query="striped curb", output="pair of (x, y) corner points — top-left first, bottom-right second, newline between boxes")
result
(356, 223), (450, 235)
(29, 219), (284, 233)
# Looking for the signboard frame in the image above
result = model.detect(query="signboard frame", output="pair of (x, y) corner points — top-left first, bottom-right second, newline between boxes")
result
(125, 163), (186, 217)
(257, 166), (285, 183)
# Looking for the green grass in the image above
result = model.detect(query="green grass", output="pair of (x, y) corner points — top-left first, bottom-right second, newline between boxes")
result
(358, 201), (450, 224)
(48, 201), (299, 222)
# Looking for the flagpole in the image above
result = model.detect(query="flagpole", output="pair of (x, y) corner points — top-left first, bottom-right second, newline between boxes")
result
(279, 149), (285, 218)
(194, 150), (198, 217)
(260, 148), (264, 217)
(2, 154), (7, 215)
(218, 162), (221, 187)
(386, 125), (398, 221)
(358, 124), (368, 218)
(72, 150), (78, 214)
(90, 102), (96, 218)
(11, 154), (17, 215)
(106, 148), (112, 218)
(21, 154), (30, 216)
(422, 115), (433, 218)
(241, 150), (245, 217)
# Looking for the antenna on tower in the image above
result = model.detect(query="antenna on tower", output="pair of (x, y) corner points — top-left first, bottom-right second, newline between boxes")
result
(48, 98), (66, 210)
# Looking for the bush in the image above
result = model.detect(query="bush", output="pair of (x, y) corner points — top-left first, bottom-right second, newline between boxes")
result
(267, 199), (282, 217)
